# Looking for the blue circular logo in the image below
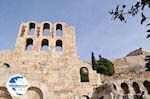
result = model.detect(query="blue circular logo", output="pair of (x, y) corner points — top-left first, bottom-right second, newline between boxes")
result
(7, 74), (29, 97)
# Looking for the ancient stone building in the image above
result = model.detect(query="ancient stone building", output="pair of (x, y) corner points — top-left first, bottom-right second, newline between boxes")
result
(111, 48), (150, 73)
(0, 21), (101, 99)
(98, 48), (150, 99)
(0, 21), (150, 99)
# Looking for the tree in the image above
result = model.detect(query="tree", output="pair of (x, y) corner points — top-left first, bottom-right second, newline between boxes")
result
(91, 52), (97, 70)
(96, 58), (115, 76)
(110, 0), (150, 38)
(145, 55), (150, 71)
(91, 52), (115, 76)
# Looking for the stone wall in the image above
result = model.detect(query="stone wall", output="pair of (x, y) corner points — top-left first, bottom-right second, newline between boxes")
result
(1, 21), (150, 99)
(111, 55), (146, 73)
(99, 72), (150, 99)
(0, 21), (102, 99)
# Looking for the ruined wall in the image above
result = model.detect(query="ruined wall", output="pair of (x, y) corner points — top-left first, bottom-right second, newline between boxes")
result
(99, 52), (150, 99)
(111, 55), (146, 73)
(1, 21), (150, 99)
(99, 72), (150, 99)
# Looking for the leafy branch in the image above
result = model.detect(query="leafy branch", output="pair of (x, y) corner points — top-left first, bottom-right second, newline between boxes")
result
(110, 0), (150, 38)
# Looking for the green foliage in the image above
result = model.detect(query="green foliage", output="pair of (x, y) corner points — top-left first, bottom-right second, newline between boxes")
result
(80, 68), (89, 82)
(96, 58), (115, 76)
(110, 0), (150, 38)
(91, 52), (96, 70)
(91, 52), (115, 76)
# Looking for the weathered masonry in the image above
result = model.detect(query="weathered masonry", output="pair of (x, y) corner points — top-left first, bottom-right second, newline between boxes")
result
(0, 21), (101, 99)
(1, 21), (150, 99)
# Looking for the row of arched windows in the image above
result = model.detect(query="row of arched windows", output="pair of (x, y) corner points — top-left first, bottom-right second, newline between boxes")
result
(116, 81), (150, 99)
(0, 85), (90, 99)
(30, 23), (62, 36)
(21, 23), (63, 37)
(26, 38), (62, 51)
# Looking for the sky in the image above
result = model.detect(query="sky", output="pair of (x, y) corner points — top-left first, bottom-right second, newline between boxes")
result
(0, 0), (150, 61)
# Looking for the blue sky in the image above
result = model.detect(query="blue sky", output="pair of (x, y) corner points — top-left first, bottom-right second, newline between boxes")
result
(0, 0), (150, 60)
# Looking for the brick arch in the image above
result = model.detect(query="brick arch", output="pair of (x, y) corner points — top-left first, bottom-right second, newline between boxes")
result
(121, 82), (130, 94)
(41, 21), (52, 26)
(28, 86), (43, 99)
(1, 63), (10, 68)
(132, 82), (141, 94)
(20, 86), (43, 99)
(132, 82), (144, 99)
(82, 95), (90, 99)
(0, 87), (12, 99)
(121, 82), (130, 99)
(143, 80), (150, 94)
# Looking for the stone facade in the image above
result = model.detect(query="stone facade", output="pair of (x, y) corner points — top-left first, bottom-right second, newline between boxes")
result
(99, 72), (150, 99)
(111, 48), (150, 73)
(0, 21), (101, 99)
(126, 48), (150, 57)
(0, 21), (150, 99)
(98, 48), (150, 99)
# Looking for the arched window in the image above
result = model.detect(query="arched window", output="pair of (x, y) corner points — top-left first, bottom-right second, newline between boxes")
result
(121, 83), (130, 94)
(143, 80), (150, 94)
(121, 83), (129, 99)
(80, 67), (89, 82)
(41, 39), (49, 51)
(29, 23), (35, 35)
(56, 24), (62, 36)
(82, 95), (90, 99)
(22, 86), (43, 99)
(43, 23), (50, 36)
(132, 82), (143, 99)
(56, 40), (62, 52)
(0, 86), (12, 99)
(26, 38), (33, 51)
(132, 82), (141, 94)
(3, 63), (10, 68)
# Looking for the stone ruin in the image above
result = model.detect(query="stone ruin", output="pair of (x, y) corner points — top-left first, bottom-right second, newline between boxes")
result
(0, 21), (150, 99)
(0, 21), (101, 99)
